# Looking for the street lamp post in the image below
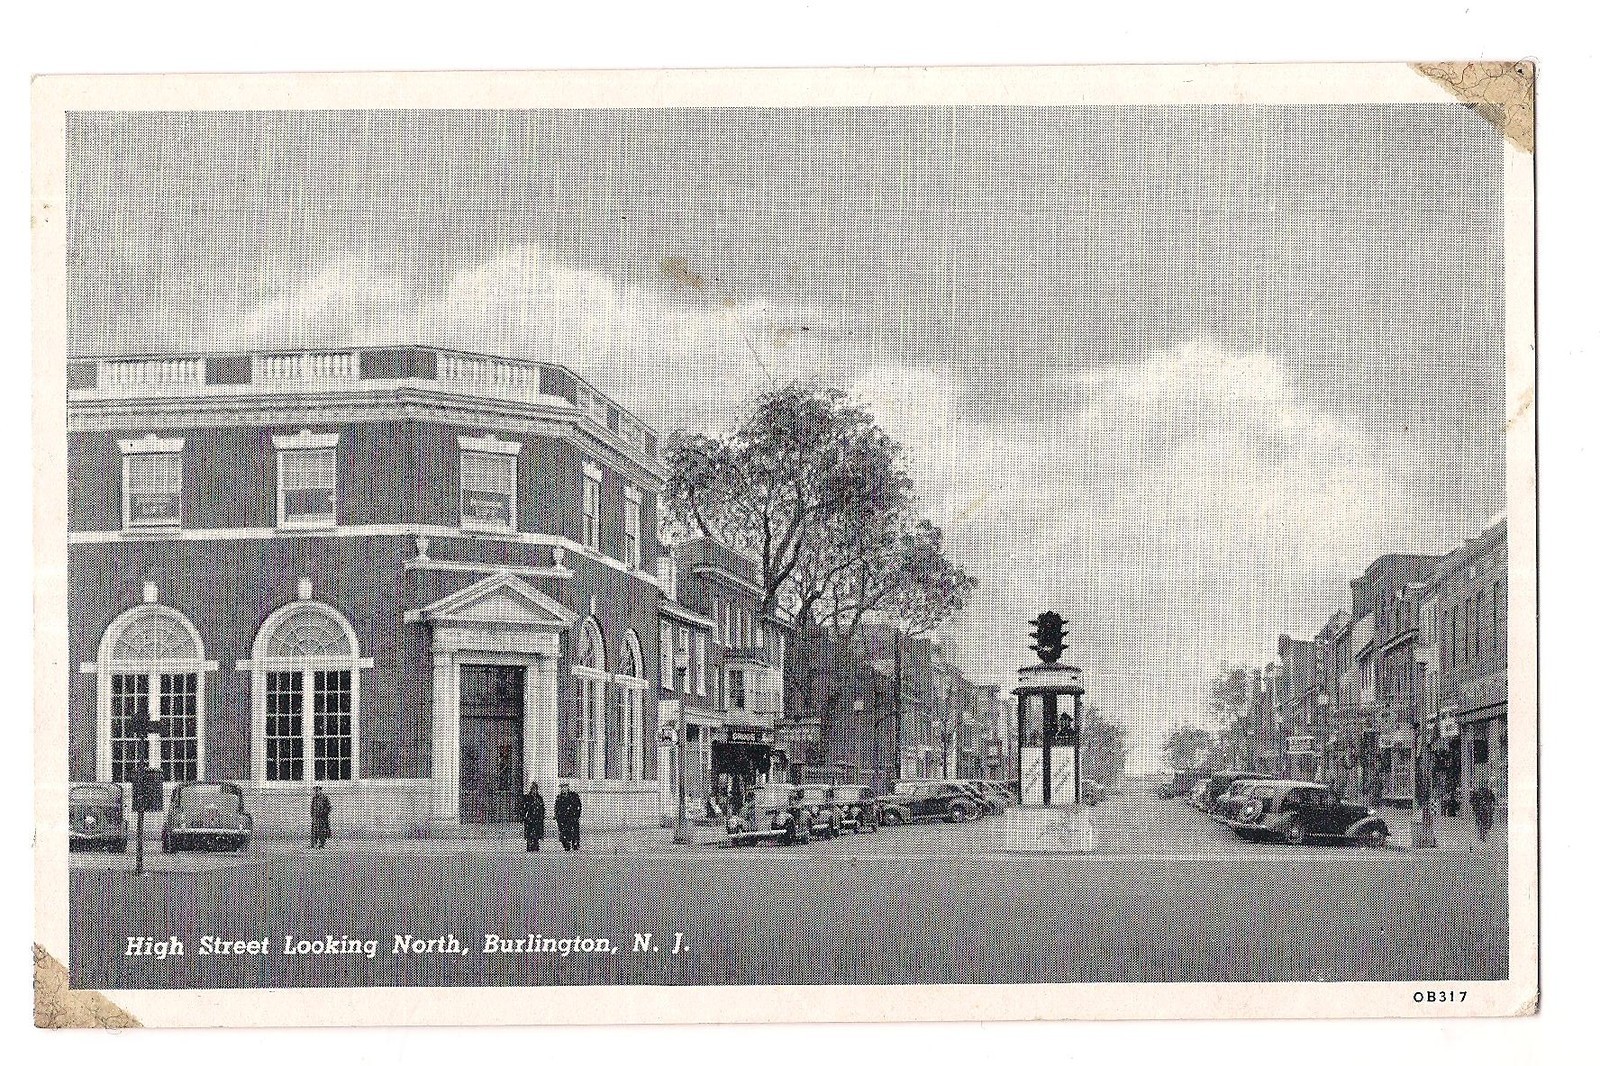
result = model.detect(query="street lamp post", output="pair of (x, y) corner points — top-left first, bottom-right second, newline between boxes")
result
(1412, 660), (1437, 848)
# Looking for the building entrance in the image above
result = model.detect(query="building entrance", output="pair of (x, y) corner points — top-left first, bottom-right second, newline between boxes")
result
(459, 664), (525, 823)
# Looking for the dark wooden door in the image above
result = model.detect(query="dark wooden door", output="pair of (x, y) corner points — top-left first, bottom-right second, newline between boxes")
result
(459, 665), (525, 824)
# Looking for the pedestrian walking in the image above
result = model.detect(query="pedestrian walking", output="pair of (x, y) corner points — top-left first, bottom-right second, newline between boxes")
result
(1469, 774), (1497, 843)
(554, 782), (582, 851)
(520, 781), (546, 852)
(310, 785), (332, 849)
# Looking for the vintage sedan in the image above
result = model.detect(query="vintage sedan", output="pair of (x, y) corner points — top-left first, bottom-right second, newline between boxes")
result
(831, 785), (881, 833)
(1225, 780), (1390, 847)
(161, 782), (253, 853)
(1196, 771), (1272, 813)
(69, 783), (129, 852)
(1210, 777), (1279, 822)
(724, 785), (813, 846)
(879, 781), (980, 825)
(798, 784), (845, 838)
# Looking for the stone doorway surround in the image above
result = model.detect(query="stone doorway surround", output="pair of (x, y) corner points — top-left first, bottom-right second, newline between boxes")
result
(407, 572), (576, 832)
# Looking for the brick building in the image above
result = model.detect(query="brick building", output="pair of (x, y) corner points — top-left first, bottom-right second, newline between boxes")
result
(68, 345), (670, 833)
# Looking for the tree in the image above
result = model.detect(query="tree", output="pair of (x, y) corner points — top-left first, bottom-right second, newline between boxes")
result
(664, 383), (974, 638)
(1079, 704), (1128, 785)
(1161, 725), (1215, 773)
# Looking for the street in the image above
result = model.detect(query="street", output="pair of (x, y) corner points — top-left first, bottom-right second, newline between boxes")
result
(70, 787), (1507, 989)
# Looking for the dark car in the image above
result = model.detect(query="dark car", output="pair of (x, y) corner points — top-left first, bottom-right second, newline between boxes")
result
(1197, 771), (1271, 813)
(1225, 780), (1390, 847)
(900, 778), (993, 816)
(879, 781), (980, 825)
(724, 785), (813, 846)
(69, 783), (129, 852)
(831, 785), (880, 833)
(973, 780), (1015, 812)
(1080, 778), (1106, 806)
(798, 784), (845, 838)
(161, 782), (253, 853)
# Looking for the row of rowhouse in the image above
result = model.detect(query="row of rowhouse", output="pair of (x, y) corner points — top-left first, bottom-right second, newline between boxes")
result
(1231, 517), (1509, 812)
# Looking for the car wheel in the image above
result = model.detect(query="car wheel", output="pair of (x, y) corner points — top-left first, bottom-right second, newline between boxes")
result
(1283, 821), (1308, 845)
(1362, 827), (1388, 849)
(881, 809), (903, 826)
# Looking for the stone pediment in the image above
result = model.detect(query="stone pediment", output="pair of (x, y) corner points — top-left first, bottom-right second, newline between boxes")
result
(416, 572), (576, 631)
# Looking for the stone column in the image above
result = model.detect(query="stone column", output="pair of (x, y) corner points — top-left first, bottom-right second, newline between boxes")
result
(431, 647), (460, 830)
(531, 651), (560, 787)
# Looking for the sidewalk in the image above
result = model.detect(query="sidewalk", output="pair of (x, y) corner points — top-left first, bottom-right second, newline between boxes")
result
(1388, 811), (1507, 852)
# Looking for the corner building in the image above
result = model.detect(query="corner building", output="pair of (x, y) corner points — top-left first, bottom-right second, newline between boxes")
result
(67, 346), (668, 833)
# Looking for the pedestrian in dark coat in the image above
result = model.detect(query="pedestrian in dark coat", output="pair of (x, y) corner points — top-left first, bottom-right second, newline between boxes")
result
(554, 783), (582, 851)
(310, 786), (332, 849)
(521, 782), (546, 851)
(1469, 775), (1497, 843)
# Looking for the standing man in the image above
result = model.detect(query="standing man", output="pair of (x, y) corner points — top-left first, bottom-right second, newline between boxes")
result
(520, 781), (546, 852)
(1469, 773), (1497, 844)
(310, 785), (332, 849)
(554, 783), (582, 851)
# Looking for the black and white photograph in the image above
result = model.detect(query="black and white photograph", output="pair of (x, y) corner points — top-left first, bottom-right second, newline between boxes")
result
(32, 61), (1536, 1026)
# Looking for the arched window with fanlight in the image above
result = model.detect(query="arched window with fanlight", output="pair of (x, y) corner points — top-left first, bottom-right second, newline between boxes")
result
(94, 605), (210, 783)
(249, 601), (364, 782)
(573, 618), (607, 779)
(619, 629), (647, 782)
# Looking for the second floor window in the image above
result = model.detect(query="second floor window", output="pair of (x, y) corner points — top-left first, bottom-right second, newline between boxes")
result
(274, 433), (338, 528)
(582, 463), (602, 551)
(659, 620), (674, 691)
(120, 437), (184, 529)
(459, 436), (521, 532)
(624, 488), (642, 570)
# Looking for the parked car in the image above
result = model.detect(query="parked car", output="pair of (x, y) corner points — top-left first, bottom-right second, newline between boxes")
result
(1080, 778), (1106, 806)
(1210, 777), (1278, 822)
(724, 785), (813, 846)
(1161, 768), (1208, 800)
(161, 781), (252, 852)
(69, 782), (128, 852)
(901, 779), (994, 816)
(798, 784), (845, 838)
(880, 781), (981, 825)
(1196, 771), (1272, 813)
(1224, 780), (1391, 847)
(831, 785), (880, 833)
(973, 780), (1016, 812)
(1188, 778), (1211, 808)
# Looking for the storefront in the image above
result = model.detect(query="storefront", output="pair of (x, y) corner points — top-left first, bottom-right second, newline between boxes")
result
(1380, 729), (1414, 807)
(711, 726), (775, 806)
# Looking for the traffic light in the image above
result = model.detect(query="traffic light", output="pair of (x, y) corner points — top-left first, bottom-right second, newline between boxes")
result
(1029, 610), (1066, 663)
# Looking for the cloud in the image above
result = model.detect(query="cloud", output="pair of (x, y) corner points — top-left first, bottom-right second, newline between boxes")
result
(846, 339), (1429, 769)
(201, 244), (810, 434)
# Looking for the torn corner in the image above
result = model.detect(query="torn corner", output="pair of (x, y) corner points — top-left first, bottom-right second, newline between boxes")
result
(1412, 61), (1535, 154)
(33, 944), (142, 1029)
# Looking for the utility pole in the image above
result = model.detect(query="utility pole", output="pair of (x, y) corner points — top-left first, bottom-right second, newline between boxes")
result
(672, 709), (690, 845)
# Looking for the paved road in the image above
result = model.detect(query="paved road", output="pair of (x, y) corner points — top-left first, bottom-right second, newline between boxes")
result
(70, 788), (1507, 988)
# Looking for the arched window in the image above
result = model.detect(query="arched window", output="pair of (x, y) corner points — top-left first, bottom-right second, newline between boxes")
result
(250, 601), (362, 782)
(620, 630), (647, 782)
(572, 618), (607, 779)
(95, 605), (209, 783)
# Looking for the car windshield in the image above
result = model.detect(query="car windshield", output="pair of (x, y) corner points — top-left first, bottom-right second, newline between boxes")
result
(181, 787), (241, 814)
(71, 785), (119, 803)
(801, 788), (830, 800)
(750, 789), (792, 807)
(892, 783), (924, 795)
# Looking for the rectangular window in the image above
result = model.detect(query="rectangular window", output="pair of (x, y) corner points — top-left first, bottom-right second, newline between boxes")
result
(624, 490), (641, 570)
(674, 625), (690, 691)
(277, 447), (337, 527)
(582, 471), (602, 550)
(158, 673), (199, 783)
(312, 670), (353, 781)
(659, 621), (674, 691)
(694, 631), (707, 696)
(122, 452), (182, 529)
(1491, 580), (1501, 654)
(460, 450), (517, 530)
(265, 671), (304, 782)
(109, 674), (149, 783)
(729, 668), (746, 711)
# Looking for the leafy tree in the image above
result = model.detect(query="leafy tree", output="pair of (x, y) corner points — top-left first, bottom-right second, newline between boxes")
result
(1161, 724), (1216, 773)
(1079, 704), (1128, 785)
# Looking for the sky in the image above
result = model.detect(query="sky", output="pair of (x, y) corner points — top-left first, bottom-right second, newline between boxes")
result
(65, 105), (1507, 770)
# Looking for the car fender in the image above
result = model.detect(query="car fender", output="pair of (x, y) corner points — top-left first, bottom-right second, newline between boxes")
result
(1343, 815), (1390, 839)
